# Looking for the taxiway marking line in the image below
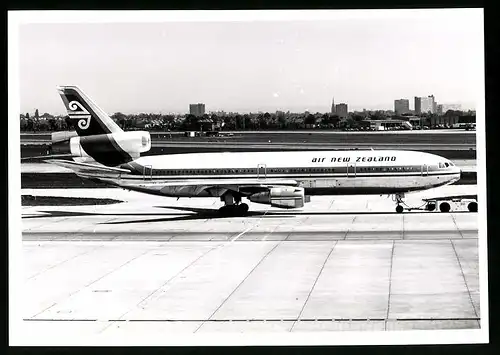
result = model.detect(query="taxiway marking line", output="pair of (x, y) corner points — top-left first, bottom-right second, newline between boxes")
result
(230, 209), (271, 242)
(230, 226), (254, 242)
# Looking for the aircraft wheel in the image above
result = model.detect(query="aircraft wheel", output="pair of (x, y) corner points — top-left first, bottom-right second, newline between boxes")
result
(396, 205), (404, 213)
(468, 201), (478, 212)
(426, 202), (436, 211)
(219, 205), (238, 217)
(218, 205), (230, 216)
(439, 202), (451, 213)
(238, 203), (249, 215)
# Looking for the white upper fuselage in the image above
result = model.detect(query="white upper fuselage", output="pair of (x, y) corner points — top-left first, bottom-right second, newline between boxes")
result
(132, 150), (448, 170)
(116, 149), (461, 197)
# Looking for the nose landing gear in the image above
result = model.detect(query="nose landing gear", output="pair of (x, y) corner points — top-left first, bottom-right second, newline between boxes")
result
(393, 193), (405, 213)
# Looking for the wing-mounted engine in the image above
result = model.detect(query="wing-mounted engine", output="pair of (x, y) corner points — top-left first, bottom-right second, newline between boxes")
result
(248, 186), (307, 209)
(52, 130), (151, 166)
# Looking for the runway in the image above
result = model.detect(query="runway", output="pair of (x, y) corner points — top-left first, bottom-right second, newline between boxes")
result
(18, 186), (481, 340)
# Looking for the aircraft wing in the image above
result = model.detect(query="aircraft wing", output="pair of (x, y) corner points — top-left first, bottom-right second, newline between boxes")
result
(45, 159), (132, 175)
(100, 177), (299, 197)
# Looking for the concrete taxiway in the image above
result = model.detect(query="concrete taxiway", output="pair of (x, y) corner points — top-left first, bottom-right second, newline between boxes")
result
(18, 186), (481, 340)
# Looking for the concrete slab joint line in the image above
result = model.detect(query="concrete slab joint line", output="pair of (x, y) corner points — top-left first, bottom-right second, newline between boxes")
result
(263, 223), (282, 242)
(30, 246), (151, 319)
(26, 244), (104, 281)
(402, 214), (405, 240)
(384, 240), (396, 331)
(344, 216), (357, 239)
(98, 242), (222, 334)
(194, 241), (282, 333)
(23, 316), (479, 323)
(450, 240), (479, 323)
(450, 213), (465, 239)
(290, 241), (338, 331)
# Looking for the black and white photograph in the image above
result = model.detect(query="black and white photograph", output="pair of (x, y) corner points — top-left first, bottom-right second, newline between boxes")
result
(9, 9), (487, 346)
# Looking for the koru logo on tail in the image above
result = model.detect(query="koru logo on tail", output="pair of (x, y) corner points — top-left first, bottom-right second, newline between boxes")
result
(68, 101), (91, 129)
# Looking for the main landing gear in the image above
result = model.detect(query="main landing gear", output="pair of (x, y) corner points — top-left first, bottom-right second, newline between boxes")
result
(218, 192), (249, 217)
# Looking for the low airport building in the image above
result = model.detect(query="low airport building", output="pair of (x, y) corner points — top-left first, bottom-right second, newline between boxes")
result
(365, 119), (412, 130)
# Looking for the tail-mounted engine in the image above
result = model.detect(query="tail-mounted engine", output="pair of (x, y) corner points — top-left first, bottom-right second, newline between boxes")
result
(52, 131), (151, 165)
(249, 186), (306, 209)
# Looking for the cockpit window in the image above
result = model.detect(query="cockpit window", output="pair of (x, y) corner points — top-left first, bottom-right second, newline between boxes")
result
(439, 162), (445, 168)
(444, 162), (449, 167)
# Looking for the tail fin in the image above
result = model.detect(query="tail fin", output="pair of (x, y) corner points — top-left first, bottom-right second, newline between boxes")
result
(56, 86), (150, 167)
(57, 86), (122, 137)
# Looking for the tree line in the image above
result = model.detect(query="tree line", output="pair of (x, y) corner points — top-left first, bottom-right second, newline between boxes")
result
(19, 109), (475, 132)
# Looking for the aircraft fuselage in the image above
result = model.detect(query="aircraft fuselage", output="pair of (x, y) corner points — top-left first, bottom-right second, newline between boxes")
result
(103, 149), (461, 198)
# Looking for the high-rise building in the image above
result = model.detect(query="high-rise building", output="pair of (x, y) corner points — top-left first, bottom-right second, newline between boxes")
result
(331, 97), (336, 114)
(437, 104), (443, 115)
(335, 103), (348, 118)
(394, 99), (410, 115)
(414, 97), (421, 114)
(189, 103), (205, 117)
(414, 95), (436, 114)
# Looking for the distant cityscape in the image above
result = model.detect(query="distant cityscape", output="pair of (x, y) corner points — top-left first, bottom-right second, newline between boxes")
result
(19, 94), (475, 132)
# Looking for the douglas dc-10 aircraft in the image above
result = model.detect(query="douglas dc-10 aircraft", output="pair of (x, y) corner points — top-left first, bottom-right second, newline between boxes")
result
(48, 86), (468, 216)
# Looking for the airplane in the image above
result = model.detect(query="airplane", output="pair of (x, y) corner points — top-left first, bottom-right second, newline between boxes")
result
(47, 85), (467, 216)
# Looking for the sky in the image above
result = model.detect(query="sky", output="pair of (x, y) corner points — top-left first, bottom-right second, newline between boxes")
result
(16, 10), (484, 115)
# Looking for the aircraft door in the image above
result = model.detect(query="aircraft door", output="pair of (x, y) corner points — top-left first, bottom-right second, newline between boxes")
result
(143, 165), (153, 180)
(347, 163), (356, 178)
(421, 164), (428, 177)
(257, 164), (267, 179)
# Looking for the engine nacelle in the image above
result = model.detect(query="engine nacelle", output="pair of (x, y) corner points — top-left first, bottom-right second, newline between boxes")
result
(248, 186), (306, 209)
(53, 131), (151, 162)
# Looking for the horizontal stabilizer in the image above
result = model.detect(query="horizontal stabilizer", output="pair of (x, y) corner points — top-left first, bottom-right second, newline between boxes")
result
(21, 154), (74, 161)
(45, 159), (131, 175)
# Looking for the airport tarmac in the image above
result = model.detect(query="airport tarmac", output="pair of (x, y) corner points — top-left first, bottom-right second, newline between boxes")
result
(17, 185), (481, 341)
